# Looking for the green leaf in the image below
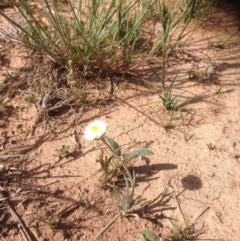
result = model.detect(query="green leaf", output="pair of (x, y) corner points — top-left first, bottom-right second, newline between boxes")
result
(139, 229), (160, 241)
(124, 149), (153, 162)
(104, 135), (121, 155)
(0, 155), (25, 160)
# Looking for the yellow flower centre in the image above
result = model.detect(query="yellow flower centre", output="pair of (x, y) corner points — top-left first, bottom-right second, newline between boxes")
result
(91, 125), (99, 132)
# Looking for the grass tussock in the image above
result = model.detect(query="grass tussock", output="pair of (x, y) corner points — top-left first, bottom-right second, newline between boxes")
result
(1, 0), (156, 76)
(0, 0), (218, 108)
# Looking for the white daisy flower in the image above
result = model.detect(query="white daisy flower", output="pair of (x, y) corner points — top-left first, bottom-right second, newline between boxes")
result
(84, 120), (107, 141)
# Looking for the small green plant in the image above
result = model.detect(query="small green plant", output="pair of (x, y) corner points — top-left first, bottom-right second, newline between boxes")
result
(38, 210), (59, 232)
(159, 84), (181, 111)
(19, 90), (38, 106)
(54, 145), (71, 158)
(149, 0), (216, 111)
(139, 229), (161, 241)
(93, 170), (144, 241)
(159, 83), (180, 111)
(113, 170), (141, 216)
(84, 120), (153, 184)
(0, 101), (6, 107)
(149, 2), (184, 112)
(25, 94), (38, 106)
(207, 143), (215, 150)
(188, 63), (212, 81)
(169, 223), (196, 241)
(71, 83), (88, 102)
(159, 110), (176, 129)
(183, 128), (192, 141)
(2, 71), (12, 79)
(151, 65), (182, 111)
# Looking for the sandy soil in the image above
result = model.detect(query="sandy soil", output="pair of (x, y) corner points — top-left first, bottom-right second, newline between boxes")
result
(0, 2), (240, 241)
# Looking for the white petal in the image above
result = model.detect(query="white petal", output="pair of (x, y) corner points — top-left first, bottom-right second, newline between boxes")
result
(84, 120), (107, 141)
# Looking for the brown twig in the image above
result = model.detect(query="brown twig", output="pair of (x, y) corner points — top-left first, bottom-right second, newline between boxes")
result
(174, 192), (186, 222)
(0, 188), (22, 202)
(18, 180), (58, 187)
(77, 186), (90, 206)
(0, 188), (32, 241)
(92, 213), (120, 241)
(190, 205), (210, 226)
(57, 201), (82, 219)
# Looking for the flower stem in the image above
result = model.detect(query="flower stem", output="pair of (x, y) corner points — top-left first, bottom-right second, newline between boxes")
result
(100, 135), (132, 180)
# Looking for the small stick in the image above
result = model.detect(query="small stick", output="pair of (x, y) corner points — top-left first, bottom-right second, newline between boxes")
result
(166, 219), (175, 229)
(175, 194), (186, 222)
(77, 186), (90, 206)
(8, 203), (32, 241)
(19, 180), (58, 187)
(0, 189), (32, 241)
(190, 205), (210, 226)
(0, 188), (22, 202)
(0, 196), (10, 202)
(71, 130), (81, 149)
(58, 201), (82, 218)
(92, 213), (120, 241)
(37, 180), (59, 187)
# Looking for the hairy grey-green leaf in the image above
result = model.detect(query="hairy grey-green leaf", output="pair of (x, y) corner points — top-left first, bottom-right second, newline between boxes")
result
(124, 149), (153, 162)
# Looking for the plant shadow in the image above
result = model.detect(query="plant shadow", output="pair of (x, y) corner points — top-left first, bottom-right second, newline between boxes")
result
(136, 191), (177, 227)
(130, 158), (178, 184)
